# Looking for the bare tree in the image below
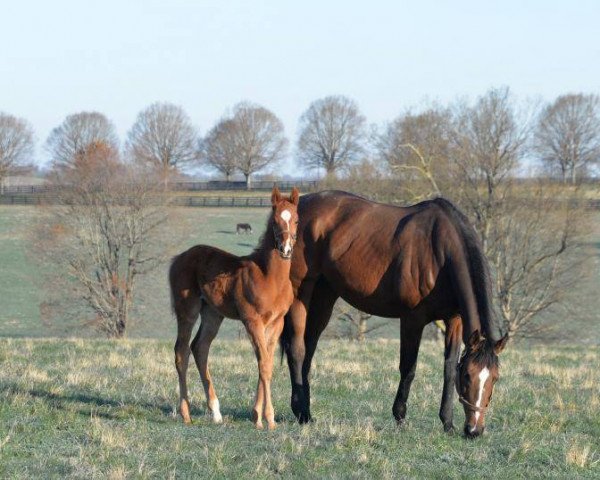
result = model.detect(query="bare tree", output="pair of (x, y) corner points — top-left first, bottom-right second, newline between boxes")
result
(46, 141), (166, 338)
(126, 103), (198, 186)
(449, 87), (530, 251)
(199, 117), (238, 181)
(46, 112), (119, 170)
(228, 102), (288, 189)
(377, 107), (452, 200)
(297, 95), (366, 176)
(533, 93), (600, 183)
(329, 300), (391, 342)
(486, 184), (590, 338)
(0, 112), (35, 192)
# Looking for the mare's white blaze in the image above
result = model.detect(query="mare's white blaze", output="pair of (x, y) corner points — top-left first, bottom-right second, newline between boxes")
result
(471, 367), (490, 432)
(280, 209), (292, 255)
(211, 398), (222, 423)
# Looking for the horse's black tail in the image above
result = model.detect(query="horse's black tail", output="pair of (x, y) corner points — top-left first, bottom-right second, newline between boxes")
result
(433, 198), (502, 341)
(279, 314), (293, 365)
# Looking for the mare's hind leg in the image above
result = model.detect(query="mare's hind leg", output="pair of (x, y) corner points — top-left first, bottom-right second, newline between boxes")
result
(439, 315), (462, 432)
(392, 319), (425, 425)
(173, 296), (202, 424)
(190, 304), (224, 423)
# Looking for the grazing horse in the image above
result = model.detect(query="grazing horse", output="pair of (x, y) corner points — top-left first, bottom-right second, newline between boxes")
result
(236, 223), (253, 234)
(280, 191), (509, 437)
(170, 186), (300, 430)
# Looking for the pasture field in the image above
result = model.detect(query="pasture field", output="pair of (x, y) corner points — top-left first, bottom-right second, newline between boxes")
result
(1, 205), (599, 343)
(0, 338), (599, 478)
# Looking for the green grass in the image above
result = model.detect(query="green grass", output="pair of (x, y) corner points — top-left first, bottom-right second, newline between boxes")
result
(0, 338), (598, 478)
(0, 206), (271, 339)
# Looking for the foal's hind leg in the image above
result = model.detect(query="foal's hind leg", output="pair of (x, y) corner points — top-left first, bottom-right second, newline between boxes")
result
(173, 298), (201, 424)
(191, 304), (224, 423)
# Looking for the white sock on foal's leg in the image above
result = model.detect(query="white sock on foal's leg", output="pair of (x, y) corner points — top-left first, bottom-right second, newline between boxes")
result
(210, 398), (222, 423)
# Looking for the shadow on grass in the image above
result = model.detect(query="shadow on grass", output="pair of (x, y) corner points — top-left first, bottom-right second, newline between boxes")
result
(2, 383), (271, 424)
(215, 230), (235, 235)
(236, 243), (255, 248)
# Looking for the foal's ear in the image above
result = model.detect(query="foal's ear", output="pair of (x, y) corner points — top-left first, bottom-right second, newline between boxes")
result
(271, 186), (282, 206)
(467, 330), (483, 350)
(290, 187), (300, 205)
(494, 334), (509, 354)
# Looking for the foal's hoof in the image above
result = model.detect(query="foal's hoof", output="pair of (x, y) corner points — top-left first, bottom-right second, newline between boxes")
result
(254, 421), (264, 430)
(267, 421), (277, 431)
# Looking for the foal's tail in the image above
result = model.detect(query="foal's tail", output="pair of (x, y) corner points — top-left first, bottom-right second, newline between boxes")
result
(168, 254), (181, 315)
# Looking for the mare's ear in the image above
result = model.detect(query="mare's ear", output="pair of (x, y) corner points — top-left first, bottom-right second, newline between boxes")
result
(271, 186), (282, 206)
(467, 330), (483, 350)
(290, 187), (300, 205)
(494, 334), (509, 354)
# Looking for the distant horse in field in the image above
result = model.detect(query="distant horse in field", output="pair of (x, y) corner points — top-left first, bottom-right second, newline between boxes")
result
(280, 191), (508, 437)
(236, 223), (253, 234)
(170, 186), (300, 429)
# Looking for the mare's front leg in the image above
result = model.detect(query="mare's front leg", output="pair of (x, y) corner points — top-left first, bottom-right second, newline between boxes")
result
(392, 320), (425, 425)
(285, 277), (338, 423)
(190, 304), (224, 423)
(439, 315), (462, 432)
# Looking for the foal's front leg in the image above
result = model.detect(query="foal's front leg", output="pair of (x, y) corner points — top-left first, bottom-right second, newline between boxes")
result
(245, 317), (283, 430)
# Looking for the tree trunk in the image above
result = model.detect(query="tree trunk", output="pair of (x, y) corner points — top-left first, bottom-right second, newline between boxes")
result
(245, 173), (251, 190)
(357, 314), (367, 342)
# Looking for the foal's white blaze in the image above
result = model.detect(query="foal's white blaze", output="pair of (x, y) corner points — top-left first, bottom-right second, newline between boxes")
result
(471, 367), (490, 432)
(280, 209), (292, 255)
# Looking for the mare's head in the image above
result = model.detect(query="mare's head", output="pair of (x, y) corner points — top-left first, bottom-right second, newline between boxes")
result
(270, 186), (300, 259)
(456, 330), (508, 438)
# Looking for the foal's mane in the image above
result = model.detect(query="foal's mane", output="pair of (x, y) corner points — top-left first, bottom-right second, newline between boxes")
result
(250, 213), (276, 258)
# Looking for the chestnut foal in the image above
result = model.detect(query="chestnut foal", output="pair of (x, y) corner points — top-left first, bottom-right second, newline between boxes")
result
(169, 187), (299, 430)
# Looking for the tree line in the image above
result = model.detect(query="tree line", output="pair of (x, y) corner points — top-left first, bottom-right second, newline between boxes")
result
(4, 87), (599, 340)
(1, 88), (599, 191)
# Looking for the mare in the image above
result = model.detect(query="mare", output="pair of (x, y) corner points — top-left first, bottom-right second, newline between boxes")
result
(170, 187), (300, 430)
(280, 191), (508, 437)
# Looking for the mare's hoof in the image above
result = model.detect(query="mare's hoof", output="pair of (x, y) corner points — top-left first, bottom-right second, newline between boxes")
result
(443, 423), (456, 434)
(254, 422), (264, 430)
(297, 412), (313, 424)
(267, 422), (277, 431)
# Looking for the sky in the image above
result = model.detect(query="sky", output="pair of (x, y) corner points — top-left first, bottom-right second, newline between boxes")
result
(2, 0), (599, 174)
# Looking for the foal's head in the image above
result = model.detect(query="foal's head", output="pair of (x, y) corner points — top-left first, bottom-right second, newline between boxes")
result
(456, 330), (508, 438)
(270, 186), (300, 259)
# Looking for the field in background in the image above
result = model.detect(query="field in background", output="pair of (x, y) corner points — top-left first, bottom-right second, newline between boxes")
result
(1, 205), (599, 343)
(2, 205), (600, 345)
(0, 338), (598, 478)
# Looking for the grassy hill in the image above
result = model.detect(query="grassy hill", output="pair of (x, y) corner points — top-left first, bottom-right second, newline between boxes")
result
(0, 338), (598, 478)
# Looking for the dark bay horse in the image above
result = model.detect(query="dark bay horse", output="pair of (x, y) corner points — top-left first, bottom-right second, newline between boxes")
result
(170, 187), (299, 430)
(280, 191), (508, 437)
